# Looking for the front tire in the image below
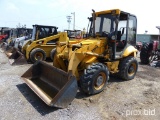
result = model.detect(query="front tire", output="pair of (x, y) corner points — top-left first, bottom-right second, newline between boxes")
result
(30, 48), (46, 63)
(118, 56), (138, 80)
(80, 63), (109, 95)
(50, 48), (56, 60)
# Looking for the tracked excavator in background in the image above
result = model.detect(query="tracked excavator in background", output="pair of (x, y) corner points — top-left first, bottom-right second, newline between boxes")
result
(21, 9), (138, 108)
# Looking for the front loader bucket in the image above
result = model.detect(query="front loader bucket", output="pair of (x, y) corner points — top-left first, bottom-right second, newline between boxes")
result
(5, 47), (15, 57)
(0, 42), (13, 52)
(21, 61), (78, 108)
(7, 50), (27, 65)
(5, 45), (13, 52)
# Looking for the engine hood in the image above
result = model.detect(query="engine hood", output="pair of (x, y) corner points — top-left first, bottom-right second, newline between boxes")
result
(15, 36), (26, 42)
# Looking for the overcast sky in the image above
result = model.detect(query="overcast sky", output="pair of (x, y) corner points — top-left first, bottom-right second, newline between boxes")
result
(0, 0), (160, 34)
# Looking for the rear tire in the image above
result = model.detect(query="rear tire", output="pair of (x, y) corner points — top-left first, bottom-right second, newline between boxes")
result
(30, 48), (46, 63)
(50, 48), (56, 60)
(140, 43), (153, 64)
(118, 56), (138, 80)
(80, 63), (109, 95)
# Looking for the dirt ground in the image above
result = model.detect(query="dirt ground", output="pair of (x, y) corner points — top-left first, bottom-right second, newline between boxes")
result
(0, 49), (160, 120)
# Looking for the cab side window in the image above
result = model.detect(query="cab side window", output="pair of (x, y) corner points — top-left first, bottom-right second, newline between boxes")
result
(128, 16), (137, 46)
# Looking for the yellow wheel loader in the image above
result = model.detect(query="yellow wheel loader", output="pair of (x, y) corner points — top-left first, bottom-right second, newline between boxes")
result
(7, 25), (69, 65)
(21, 9), (138, 108)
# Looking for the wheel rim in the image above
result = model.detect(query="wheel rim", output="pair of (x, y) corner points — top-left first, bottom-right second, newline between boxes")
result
(94, 72), (106, 90)
(35, 52), (43, 60)
(128, 62), (137, 76)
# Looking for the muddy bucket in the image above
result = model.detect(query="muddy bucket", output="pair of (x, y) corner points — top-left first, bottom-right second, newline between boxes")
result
(8, 50), (27, 65)
(5, 47), (16, 57)
(5, 45), (13, 52)
(0, 43), (13, 52)
(21, 61), (78, 108)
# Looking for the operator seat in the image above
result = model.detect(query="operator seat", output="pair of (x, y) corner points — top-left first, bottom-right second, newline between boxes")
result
(117, 31), (122, 41)
(116, 28), (125, 49)
(38, 28), (45, 39)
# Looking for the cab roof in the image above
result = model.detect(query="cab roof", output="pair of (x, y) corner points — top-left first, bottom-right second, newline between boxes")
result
(95, 9), (136, 17)
(33, 24), (58, 29)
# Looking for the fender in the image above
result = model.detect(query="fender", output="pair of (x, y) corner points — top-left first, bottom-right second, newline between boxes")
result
(85, 56), (97, 63)
(122, 45), (138, 57)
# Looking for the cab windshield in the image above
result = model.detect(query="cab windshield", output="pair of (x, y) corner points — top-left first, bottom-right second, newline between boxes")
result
(65, 30), (81, 39)
(89, 13), (117, 37)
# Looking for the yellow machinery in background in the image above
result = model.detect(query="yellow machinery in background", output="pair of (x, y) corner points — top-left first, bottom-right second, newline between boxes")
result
(21, 25), (68, 63)
(6, 25), (69, 65)
(1, 27), (32, 50)
(7, 25), (86, 65)
(21, 9), (138, 108)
